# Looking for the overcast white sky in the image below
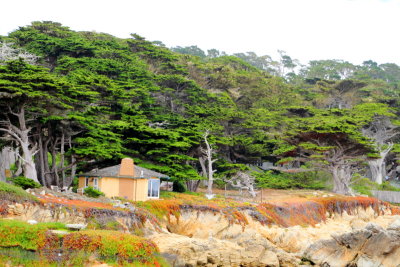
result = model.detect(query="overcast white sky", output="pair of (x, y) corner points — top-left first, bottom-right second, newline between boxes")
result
(1, 0), (399, 65)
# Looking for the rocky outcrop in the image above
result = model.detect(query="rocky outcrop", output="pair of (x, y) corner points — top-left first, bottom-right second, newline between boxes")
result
(150, 233), (293, 267)
(154, 208), (400, 267)
(3, 199), (400, 266)
(303, 221), (400, 267)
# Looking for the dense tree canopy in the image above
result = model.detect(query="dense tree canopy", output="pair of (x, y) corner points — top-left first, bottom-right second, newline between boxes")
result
(1, 21), (400, 195)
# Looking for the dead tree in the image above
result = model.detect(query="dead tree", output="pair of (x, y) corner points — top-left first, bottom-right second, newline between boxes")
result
(225, 171), (257, 198)
(362, 117), (398, 184)
(200, 130), (217, 195)
(0, 42), (38, 64)
(0, 105), (39, 183)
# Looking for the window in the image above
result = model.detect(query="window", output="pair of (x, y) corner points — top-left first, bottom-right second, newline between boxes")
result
(148, 179), (160, 198)
(93, 178), (99, 190)
(85, 177), (89, 188)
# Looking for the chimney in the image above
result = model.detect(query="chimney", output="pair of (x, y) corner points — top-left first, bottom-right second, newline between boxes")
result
(118, 158), (135, 177)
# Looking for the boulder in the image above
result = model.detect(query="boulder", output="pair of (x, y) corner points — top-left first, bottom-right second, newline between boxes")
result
(303, 223), (400, 267)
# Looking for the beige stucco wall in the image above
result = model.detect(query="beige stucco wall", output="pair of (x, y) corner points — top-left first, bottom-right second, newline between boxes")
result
(78, 176), (154, 202)
(78, 177), (85, 189)
(134, 179), (149, 201)
(100, 177), (119, 198)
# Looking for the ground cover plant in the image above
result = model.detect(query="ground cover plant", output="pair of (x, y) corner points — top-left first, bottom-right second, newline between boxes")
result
(135, 191), (397, 229)
(0, 220), (166, 266)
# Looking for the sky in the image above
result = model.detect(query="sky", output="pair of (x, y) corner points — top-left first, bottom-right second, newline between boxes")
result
(1, 0), (399, 65)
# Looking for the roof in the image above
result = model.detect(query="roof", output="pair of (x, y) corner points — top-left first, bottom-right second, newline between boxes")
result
(80, 164), (168, 179)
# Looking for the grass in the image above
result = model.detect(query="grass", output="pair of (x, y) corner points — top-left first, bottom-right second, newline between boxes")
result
(0, 181), (39, 203)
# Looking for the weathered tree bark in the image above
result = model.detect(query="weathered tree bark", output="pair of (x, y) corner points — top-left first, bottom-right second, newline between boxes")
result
(362, 117), (397, 184)
(331, 165), (353, 195)
(0, 146), (17, 181)
(201, 130), (217, 196)
(0, 106), (39, 183)
(225, 171), (257, 198)
(186, 180), (201, 192)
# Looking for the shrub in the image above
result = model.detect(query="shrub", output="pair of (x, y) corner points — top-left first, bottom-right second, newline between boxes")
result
(8, 176), (41, 190)
(0, 181), (39, 203)
(84, 186), (105, 198)
(378, 181), (400, 192)
(172, 180), (186, 193)
(351, 176), (377, 196)
(350, 176), (400, 196)
(255, 170), (327, 190)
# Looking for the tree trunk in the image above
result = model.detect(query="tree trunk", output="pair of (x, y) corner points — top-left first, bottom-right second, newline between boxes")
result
(0, 106), (39, 183)
(60, 132), (65, 187)
(368, 159), (384, 184)
(0, 146), (17, 181)
(20, 141), (38, 183)
(332, 165), (352, 195)
(36, 125), (47, 186)
(186, 180), (201, 192)
(368, 145), (392, 184)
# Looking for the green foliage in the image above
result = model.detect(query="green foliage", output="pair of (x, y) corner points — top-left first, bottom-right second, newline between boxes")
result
(0, 181), (39, 202)
(8, 176), (41, 190)
(351, 176), (377, 196)
(172, 180), (187, 193)
(255, 170), (328, 190)
(84, 186), (105, 198)
(378, 182), (400, 192)
(351, 175), (400, 196)
(3, 21), (400, 192)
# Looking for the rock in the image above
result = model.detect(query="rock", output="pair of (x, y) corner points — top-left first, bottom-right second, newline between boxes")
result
(304, 223), (400, 266)
(150, 233), (280, 267)
(50, 229), (69, 235)
(387, 218), (400, 231)
(27, 219), (37, 225)
(7, 203), (25, 216)
(40, 190), (46, 195)
(205, 194), (215, 200)
(66, 223), (86, 230)
(259, 250), (279, 266)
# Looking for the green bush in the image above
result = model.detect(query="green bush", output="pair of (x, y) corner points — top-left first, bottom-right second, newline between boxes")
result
(351, 176), (400, 196)
(0, 181), (39, 202)
(84, 186), (105, 198)
(8, 176), (41, 190)
(378, 181), (400, 192)
(172, 180), (187, 193)
(255, 170), (327, 189)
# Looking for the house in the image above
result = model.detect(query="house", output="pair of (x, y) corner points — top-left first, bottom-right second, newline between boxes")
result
(78, 158), (168, 201)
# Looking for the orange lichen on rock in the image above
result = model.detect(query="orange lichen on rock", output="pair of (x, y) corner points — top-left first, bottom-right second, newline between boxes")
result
(255, 196), (387, 227)
(38, 194), (115, 210)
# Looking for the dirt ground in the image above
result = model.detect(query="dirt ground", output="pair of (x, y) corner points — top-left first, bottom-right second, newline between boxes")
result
(197, 187), (337, 203)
